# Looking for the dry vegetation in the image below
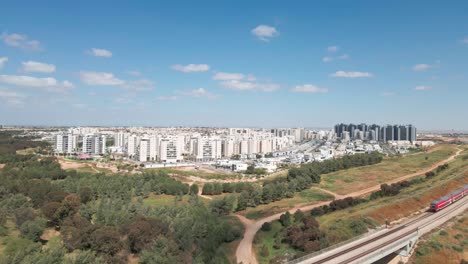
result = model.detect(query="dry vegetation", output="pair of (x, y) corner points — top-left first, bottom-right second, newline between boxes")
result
(410, 214), (468, 264)
(320, 145), (458, 195)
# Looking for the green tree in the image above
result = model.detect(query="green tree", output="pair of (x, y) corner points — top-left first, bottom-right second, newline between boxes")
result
(280, 212), (291, 227)
(190, 184), (199, 195)
(20, 218), (47, 242)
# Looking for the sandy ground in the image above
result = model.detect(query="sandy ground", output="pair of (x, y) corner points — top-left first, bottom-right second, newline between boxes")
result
(234, 148), (463, 264)
(177, 165), (235, 175)
(0, 164), (5, 169)
(57, 157), (100, 173)
(40, 228), (60, 242)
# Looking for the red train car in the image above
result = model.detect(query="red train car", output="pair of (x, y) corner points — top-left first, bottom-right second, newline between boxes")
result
(430, 185), (468, 212)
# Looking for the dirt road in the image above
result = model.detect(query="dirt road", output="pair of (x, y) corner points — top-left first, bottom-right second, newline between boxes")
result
(235, 148), (463, 264)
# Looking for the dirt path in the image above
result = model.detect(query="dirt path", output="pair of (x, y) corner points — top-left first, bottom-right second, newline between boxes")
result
(197, 186), (213, 200)
(234, 147), (463, 264)
(310, 187), (344, 199)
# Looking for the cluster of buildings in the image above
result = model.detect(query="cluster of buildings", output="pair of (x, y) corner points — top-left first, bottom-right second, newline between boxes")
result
(53, 127), (316, 163)
(334, 123), (417, 143)
(51, 124), (419, 168)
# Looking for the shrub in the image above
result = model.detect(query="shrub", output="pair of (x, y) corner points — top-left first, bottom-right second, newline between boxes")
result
(279, 212), (291, 227)
(261, 222), (272, 231)
(19, 218), (47, 242)
(439, 230), (448, 236)
(452, 245), (463, 252)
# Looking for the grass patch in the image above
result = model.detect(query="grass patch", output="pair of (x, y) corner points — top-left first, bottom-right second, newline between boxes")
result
(242, 188), (334, 220)
(254, 220), (296, 264)
(412, 215), (467, 264)
(320, 145), (458, 195)
(146, 168), (241, 180)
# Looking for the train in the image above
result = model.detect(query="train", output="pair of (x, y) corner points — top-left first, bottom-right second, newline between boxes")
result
(430, 185), (468, 212)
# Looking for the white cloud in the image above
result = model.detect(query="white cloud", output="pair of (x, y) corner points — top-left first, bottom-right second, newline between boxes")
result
(221, 80), (279, 92)
(327, 46), (339, 52)
(330, 71), (373, 78)
(415, 85), (432, 91)
(213, 70), (277, 92)
(79, 71), (124, 85)
(1, 33), (42, 51)
(156, 95), (178, 101)
(126, 70), (141, 76)
(322, 56), (333, 63)
(0, 88), (26, 105)
(212, 72), (245, 81)
(178, 88), (217, 99)
(413, 64), (430, 72)
(0, 75), (73, 93)
(461, 37), (468, 44)
(171, 64), (210, 72)
(292, 84), (328, 93)
(121, 79), (155, 91)
(21, 61), (56, 73)
(0, 57), (8, 69)
(251, 25), (279, 42)
(91, 48), (112, 58)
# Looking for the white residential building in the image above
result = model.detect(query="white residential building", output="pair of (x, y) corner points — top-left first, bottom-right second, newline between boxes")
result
(159, 137), (183, 163)
(127, 135), (139, 156)
(54, 134), (77, 154)
(82, 134), (106, 155)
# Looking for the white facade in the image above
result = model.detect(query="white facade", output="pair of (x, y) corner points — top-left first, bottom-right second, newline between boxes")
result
(82, 134), (106, 155)
(54, 134), (77, 154)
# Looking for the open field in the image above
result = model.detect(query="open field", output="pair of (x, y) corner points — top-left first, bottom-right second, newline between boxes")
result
(15, 147), (41, 155)
(252, 150), (468, 263)
(410, 214), (467, 264)
(320, 145), (458, 195)
(239, 188), (334, 220)
(148, 167), (242, 180)
(318, 153), (468, 227)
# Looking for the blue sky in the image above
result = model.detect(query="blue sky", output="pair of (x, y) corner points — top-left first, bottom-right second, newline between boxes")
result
(0, 1), (467, 130)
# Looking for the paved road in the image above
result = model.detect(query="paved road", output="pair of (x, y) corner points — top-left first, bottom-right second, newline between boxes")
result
(235, 147), (463, 264)
(295, 195), (468, 264)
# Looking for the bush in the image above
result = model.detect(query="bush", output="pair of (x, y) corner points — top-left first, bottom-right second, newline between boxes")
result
(425, 171), (436, 178)
(279, 212), (291, 227)
(439, 230), (448, 236)
(416, 245), (431, 256)
(0, 225), (8, 236)
(261, 222), (272, 231)
(19, 218), (47, 242)
(452, 245), (463, 252)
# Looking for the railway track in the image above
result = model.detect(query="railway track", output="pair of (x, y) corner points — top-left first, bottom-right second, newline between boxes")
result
(301, 196), (467, 264)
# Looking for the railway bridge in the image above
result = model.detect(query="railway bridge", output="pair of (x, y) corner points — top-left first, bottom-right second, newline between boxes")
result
(288, 195), (468, 264)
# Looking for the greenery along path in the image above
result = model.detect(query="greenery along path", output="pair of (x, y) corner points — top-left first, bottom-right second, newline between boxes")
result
(234, 147), (462, 264)
(320, 145), (457, 195)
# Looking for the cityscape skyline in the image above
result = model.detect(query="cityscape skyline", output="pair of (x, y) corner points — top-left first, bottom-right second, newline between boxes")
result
(1, 1), (468, 130)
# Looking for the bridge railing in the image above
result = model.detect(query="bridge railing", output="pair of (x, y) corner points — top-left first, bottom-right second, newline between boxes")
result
(287, 226), (386, 264)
